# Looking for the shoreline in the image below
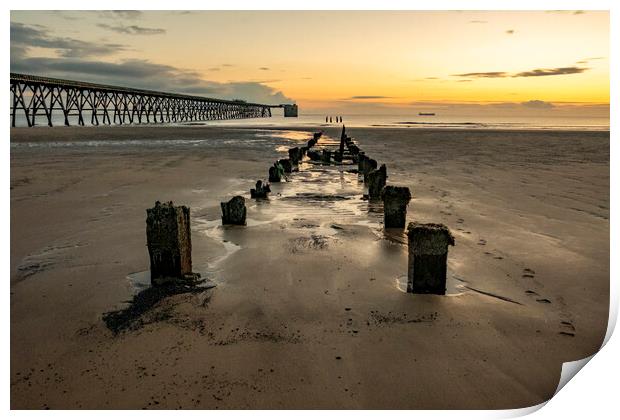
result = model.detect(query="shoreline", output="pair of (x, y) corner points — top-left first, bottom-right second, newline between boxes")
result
(9, 124), (611, 145)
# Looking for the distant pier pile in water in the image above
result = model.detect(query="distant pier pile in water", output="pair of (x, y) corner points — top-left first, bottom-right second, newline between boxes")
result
(326, 116), (343, 123)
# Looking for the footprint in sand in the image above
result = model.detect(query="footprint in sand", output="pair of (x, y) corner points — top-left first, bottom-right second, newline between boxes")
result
(536, 298), (551, 304)
(525, 290), (539, 296)
(456, 218), (464, 224)
(559, 320), (576, 337)
(522, 268), (535, 278)
(478, 239), (487, 246)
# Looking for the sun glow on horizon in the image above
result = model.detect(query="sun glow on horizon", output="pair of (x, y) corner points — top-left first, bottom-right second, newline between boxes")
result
(10, 10), (609, 115)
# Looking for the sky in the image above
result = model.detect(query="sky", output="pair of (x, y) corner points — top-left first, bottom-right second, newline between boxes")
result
(10, 10), (609, 117)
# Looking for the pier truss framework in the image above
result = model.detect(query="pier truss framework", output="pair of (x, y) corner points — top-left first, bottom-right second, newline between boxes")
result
(10, 73), (279, 127)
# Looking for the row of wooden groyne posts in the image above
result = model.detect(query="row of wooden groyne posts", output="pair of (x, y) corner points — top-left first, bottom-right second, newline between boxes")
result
(145, 127), (455, 295)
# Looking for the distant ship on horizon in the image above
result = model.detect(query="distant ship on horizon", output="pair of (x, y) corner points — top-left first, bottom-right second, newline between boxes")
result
(418, 112), (436, 116)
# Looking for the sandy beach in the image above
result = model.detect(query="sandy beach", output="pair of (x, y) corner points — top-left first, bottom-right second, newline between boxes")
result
(10, 124), (609, 409)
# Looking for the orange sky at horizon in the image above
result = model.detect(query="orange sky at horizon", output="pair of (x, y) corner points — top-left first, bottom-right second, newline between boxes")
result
(10, 10), (609, 114)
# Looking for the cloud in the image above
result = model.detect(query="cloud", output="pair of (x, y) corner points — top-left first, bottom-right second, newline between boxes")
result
(505, 29), (515, 34)
(513, 66), (587, 77)
(10, 54), (293, 104)
(99, 11), (142, 20)
(545, 10), (587, 15)
(469, 20), (487, 24)
(452, 65), (589, 79)
(521, 100), (554, 109)
(221, 64), (234, 67)
(578, 56), (605, 64)
(452, 71), (508, 78)
(97, 23), (166, 35)
(208, 67), (221, 71)
(456, 79), (473, 83)
(259, 67), (270, 71)
(11, 22), (125, 58)
(343, 96), (393, 100)
(425, 77), (439, 80)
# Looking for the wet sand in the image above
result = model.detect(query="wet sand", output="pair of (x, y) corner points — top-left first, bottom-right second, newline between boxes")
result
(10, 125), (609, 409)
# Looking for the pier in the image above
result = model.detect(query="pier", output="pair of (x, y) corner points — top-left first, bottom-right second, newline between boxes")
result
(10, 73), (293, 127)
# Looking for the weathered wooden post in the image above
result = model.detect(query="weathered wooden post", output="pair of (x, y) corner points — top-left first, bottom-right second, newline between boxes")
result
(357, 152), (367, 173)
(367, 164), (387, 199)
(250, 180), (271, 199)
(221, 196), (246, 225)
(288, 147), (301, 165)
(322, 149), (332, 163)
(339, 125), (346, 156)
(406, 222), (455, 294)
(279, 158), (293, 173)
(269, 161), (284, 182)
(363, 158), (378, 183)
(381, 186), (412, 228)
(146, 201), (193, 284)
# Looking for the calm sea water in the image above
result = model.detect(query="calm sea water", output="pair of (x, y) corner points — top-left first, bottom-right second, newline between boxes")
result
(10, 112), (609, 131)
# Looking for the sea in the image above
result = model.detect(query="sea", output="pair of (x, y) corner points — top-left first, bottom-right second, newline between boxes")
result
(9, 112), (610, 131)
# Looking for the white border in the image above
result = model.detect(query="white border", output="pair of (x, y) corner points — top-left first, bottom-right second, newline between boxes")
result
(3, 1), (616, 418)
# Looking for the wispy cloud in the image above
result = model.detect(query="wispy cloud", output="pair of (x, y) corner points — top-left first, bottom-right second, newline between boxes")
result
(99, 10), (142, 20)
(545, 10), (587, 15)
(259, 67), (270, 71)
(452, 71), (509, 78)
(97, 23), (166, 35)
(505, 29), (515, 35)
(469, 20), (487, 24)
(343, 95), (393, 100)
(513, 66), (587, 77)
(521, 100), (554, 109)
(452, 65), (588, 79)
(11, 22), (126, 58)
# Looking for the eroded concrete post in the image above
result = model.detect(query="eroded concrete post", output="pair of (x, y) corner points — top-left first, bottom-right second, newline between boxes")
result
(381, 186), (412, 228)
(146, 201), (192, 284)
(367, 164), (387, 199)
(339, 125), (346, 156)
(221, 196), (246, 225)
(250, 180), (271, 199)
(407, 222), (455, 294)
